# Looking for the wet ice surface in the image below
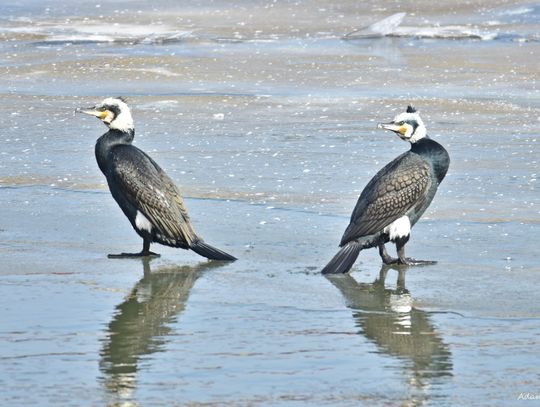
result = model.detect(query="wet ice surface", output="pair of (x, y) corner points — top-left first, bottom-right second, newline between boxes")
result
(1, 1), (539, 406)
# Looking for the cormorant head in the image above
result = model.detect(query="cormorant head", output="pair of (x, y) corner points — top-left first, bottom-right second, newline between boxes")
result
(77, 97), (134, 133)
(377, 105), (427, 143)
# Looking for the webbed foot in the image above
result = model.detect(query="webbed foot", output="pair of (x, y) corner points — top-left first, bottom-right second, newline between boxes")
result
(394, 257), (437, 266)
(382, 256), (437, 266)
(382, 256), (399, 265)
(400, 258), (437, 266)
(108, 251), (160, 259)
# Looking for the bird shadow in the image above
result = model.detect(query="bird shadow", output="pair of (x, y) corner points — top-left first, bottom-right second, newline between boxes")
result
(99, 258), (226, 404)
(325, 265), (452, 396)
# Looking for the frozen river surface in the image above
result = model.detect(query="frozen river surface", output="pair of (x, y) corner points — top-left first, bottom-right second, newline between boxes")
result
(1, 1), (539, 405)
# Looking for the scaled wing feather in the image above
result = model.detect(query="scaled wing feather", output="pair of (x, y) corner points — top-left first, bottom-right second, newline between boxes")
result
(109, 147), (197, 246)
(341, 153), (431, 245)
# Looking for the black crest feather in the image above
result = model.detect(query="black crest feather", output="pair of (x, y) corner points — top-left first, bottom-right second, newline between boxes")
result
(116, 96), (128, 103)
(406, 105), (417, 113)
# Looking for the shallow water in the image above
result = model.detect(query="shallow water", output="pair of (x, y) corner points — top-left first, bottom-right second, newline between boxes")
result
(1, 1), (539, 406)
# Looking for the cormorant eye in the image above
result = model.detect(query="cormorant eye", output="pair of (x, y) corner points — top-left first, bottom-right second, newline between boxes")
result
(397, 121), (405, 126)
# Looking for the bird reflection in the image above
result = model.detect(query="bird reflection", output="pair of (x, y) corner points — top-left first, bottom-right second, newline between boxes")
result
(325, 266), (452, 395)
(100, 258), (225, 404)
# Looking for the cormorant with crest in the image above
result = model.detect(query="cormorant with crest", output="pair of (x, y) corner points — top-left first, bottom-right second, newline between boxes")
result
(78, 97), (236, 261)
(322, 105), (450, 274)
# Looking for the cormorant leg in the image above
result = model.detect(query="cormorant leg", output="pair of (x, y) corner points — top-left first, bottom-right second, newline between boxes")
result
(141, 238), (160, 257)
(379, 244), (398, 265)
(395, 238), (436, 266)
(107, 238), (161, 259)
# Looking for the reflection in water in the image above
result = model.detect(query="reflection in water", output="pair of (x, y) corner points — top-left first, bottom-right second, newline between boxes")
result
(326, 267), (452, 401)
(99, 259), (225, 405)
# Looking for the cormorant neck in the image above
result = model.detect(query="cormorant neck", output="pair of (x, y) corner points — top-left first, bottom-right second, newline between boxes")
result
(102, 128), (135, 144)
(410, 134), (429, 145)
(411, 136), (450, 183)
(410, 135), (436, 153)
(95, 129), (135, 175)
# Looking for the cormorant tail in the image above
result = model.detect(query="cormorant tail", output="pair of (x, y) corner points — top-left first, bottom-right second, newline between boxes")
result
(191, 240), (237, 261)
(321, 242), (362, 274)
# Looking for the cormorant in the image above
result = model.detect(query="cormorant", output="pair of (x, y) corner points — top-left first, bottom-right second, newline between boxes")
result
(322, 105), (450, 274)
(78, 97), (236, 261)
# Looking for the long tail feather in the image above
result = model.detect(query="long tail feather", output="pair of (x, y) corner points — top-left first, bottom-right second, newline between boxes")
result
(191, 240), (237, 261)
(321, 242), (361, 274)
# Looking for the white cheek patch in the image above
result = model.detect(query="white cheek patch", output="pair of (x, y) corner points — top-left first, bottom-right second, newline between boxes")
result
(384, 215), (411, 241)
(102, 110), (115, 124)
(403, 124), (414, 138)
(135, 211), (153, 233)
(109, 111), (134, 132)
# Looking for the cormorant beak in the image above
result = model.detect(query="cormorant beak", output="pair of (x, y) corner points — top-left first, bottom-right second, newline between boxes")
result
(75, 106), (114, 124)
(75, 107), (101, 117)
(377, 122), (405, 135)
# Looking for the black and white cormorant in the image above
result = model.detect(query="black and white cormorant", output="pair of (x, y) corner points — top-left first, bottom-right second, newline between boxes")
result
(322, 105), (450, 274)
(78, 97), (236, 261)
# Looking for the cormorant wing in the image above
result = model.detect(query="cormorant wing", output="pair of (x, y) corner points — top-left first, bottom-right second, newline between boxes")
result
(109, 145), (197, 246)
(340, 152), (431, 246)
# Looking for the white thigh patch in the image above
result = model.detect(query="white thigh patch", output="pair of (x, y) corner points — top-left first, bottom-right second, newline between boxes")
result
(383, 215), (411, 241)
(135, 211), (153, 233)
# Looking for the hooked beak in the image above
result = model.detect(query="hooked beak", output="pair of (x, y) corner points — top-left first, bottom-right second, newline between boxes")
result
(378, 121), (410, 140)
(75, 106), (101, 117)
(377, 122), (401, 132)
(75, 106), (114, 124)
